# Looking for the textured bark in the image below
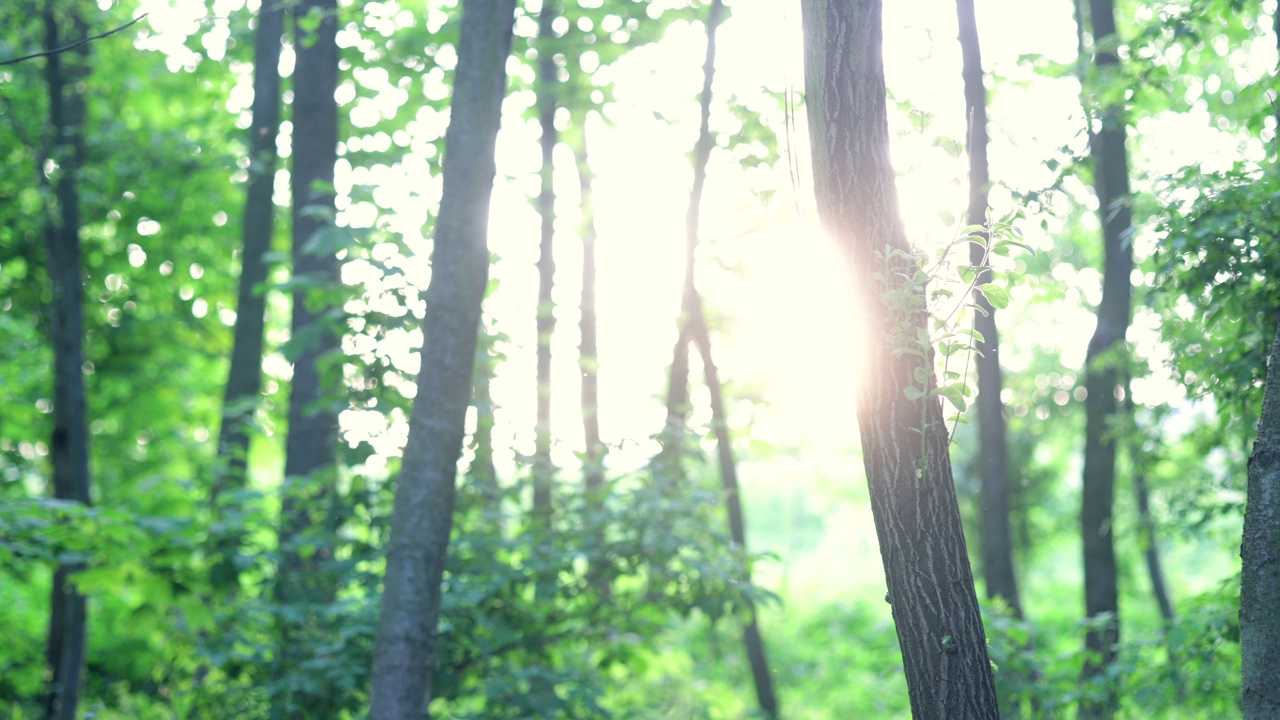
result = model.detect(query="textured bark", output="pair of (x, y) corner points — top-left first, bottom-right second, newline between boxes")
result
(688, 303), (778, 718)
(801, 2), (1000, 717)
(40, 5), (91, 719)
(574, 137), (605, 499)
(273, 1), (340, 715)
(956, 0), (1021, 619)
(210, 0), (284, 592)
(532, 0), (558, 528)
(1077, 0), (1132, 715)
(1242, 318), (1280, 719)
(367, 1), (516, 716)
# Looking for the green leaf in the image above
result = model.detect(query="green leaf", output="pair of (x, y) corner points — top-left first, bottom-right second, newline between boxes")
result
(977, 284), (1010, 309)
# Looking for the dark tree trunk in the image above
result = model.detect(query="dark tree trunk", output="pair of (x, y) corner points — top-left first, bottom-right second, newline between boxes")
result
(1077, 0), (1132, 715)
(956, 0), (1021, 619)
(1242, 317), (1280, 719)
(688, 303), (778, 718)
(575, 136), (605, 500)
(273, 0), (341, 715)
(40, 5), (91, 719)
(800, 2), (1000, 717)
(367, 1), (516, 716)
(532, 0), (558, 528)
(210, 0), (284, 592)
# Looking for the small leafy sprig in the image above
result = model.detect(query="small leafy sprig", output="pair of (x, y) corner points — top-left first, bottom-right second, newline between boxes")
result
(876, 211), (1033, 481)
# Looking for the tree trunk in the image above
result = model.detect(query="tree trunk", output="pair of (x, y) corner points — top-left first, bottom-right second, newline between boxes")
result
(40, 5), (91, 719)
(654, 0), (724, 487)
(956, 0), (1022, 619)
(688, 302), (778, 718)
(800, 2), (1001, 717)
(210, 0), (284, 592)
(470, 338), (500, 508)
(1242, 317), (1280, 719)
(367, 1), (516, 716)
(575, 135), (605, 500)
(1077, 0), (1133, 715)
(532, 0), (558, 529)
(274, 0), (341, 715)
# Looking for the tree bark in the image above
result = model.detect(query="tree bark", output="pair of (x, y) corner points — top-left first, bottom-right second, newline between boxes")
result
(1242, 317), (1280, 719)
(210, 0), (284, 592)
(40, 4), (91, 719)
(956, 0), (1021, 619)
(532, 0), (558, 529)
(367, 1), (516, 716)
(800, 2), (1000, 717)
(273, 0), (341, 715)
(1077, 0), (1133, 715)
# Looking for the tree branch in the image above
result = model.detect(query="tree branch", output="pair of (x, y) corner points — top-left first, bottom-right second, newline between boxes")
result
(0, 13), (148, 67)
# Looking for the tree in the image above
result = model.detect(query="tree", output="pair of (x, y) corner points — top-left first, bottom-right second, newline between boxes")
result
(1242, 317), (1280, 719)
(210, 0), (284, 592)
(274, 0), (342, 714)
(800, 1), (1000, 717)
(956, 0), (1021, 619)
(533, 0), (559, 530)
(1076, 0), (1134, 713)
(367, 0), (517, 715)
(38, 4), (91, 718)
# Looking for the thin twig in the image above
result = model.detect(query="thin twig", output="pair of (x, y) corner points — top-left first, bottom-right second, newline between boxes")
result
(0, 13), (148, 67)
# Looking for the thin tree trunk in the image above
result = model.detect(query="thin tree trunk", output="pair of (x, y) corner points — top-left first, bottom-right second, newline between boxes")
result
(210, 0), (284, 592)
(367, 1), (516, 716)
(956, 0), (1022, 619)
(274, 0), (341, 715)
(470, 339), (500, 509)
(575, 135), (605, 500)
(655, 0), (724, 486)
(1242, 317), (1280, 719)
(532, 0), (558, 529)
(40, 5), (91, 719)
(1077, 0), (1133, 715)
(688, 302), (778, 719)
(800, 2), (1000, 717)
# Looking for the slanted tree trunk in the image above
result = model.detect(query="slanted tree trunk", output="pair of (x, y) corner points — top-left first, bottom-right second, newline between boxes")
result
(367, 1), (517, 716)
(273, 0), (341, 715)
(210, 0), (284, 592)
(532, 0), (558, 529)
(688, 302), (778, 718)
(40, 5), (91, 719)
(956, 0), (1022, 619)
(800, 2), (1000, 717)
(1242, 317), (1280, 719)
(660, 2), (778, 714)
(1077, 0), (1133, 715)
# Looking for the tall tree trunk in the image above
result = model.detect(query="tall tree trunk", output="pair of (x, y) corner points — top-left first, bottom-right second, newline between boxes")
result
(654, 0), (724, 486)
(40, 5), (91, 719)
(575, 134), (605, 500)
(1242, 317), (1280, 719)
(800, 2), (1000, 717)
(273, 0), (340, 715)
(1077, 0), (1133, 715)
(532, 0), (558, 529)
(687, 303), (778, 718)
(367, 1), (516, 716)
(210, 0), (284, 592)
(956, 0), (1022, 619)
